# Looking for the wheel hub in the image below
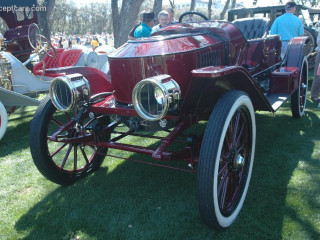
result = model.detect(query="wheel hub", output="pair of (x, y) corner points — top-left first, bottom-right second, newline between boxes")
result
(229, 149), (245, 170)
(234, 154), (245, 169)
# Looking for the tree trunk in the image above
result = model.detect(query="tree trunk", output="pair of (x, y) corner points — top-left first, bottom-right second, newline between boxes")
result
(208, 0), (212, 20)
(220, 0), (231, 20)
(37, 0), (55, 39)
(153, 0), (163, 22)
(190, 0), (196, 11)
(231, 0), (236, 9)
(168, 0), (175, 8)
(112, 0), (144, 48)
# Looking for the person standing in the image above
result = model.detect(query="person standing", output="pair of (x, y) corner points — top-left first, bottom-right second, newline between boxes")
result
(134, 12), (156, 38)
(128, 10), (146, 40)
(311, 31), (320, 106)
(166, 7), (176, 24)
(270, 1), (304, 58)
(151, 10), (170, 34)
(91, 36), (99, 49)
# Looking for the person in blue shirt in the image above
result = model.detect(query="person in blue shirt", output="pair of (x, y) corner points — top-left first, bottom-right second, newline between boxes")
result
(128, 10), (146, 40)
(134, 12), (156, 38)
(270, 1), (304, 58)
(151, 10), (170, 34)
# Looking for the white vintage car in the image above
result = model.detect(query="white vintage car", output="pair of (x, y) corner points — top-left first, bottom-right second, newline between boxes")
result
(0, 17), (114, 140)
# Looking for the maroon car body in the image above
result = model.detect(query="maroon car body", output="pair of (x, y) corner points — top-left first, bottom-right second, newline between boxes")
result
(30, 17), (308, 230)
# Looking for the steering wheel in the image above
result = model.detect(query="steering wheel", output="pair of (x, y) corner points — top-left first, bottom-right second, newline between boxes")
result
(179, 11), (208, 23)
(28, 23), (56, 58)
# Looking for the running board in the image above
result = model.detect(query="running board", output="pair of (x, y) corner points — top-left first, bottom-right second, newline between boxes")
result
(0, 87), (40, 107)
(266, 94), (290, 111)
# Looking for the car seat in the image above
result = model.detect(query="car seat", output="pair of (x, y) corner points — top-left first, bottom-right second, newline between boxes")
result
(232, 17), (271, 40)
(33, 48), (65, 75)
(58, 49), (82, 67)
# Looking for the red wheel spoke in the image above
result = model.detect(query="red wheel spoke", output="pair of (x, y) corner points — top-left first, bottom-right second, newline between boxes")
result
(83, 118), (95, 129)
(234, 121), (245, 148)
(218, 161), (229, 177)
(223, 134), (232, 152)
(230, 174), (240, 204)
(219, 175), (229, 210)
(51, 117), (63, 127)
(232, 111), (242, 146)
(60, 144), (72, 169)
(50, 142), (68, 157)
(80, 146), (90, 164)
(225, 125), (233, 151)
(64, 112), (71, 121)
(218, 169), (228, 199)
(236, 143), (245, 153)
(74, 145), (77, 170)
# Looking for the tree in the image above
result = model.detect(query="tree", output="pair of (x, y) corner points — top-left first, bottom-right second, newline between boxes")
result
(168, 0), (175, 8)
(190, 0), (196, 11)
(153, 0), (163, 21)
(37, 0), (56, 39)
(208, 0), (212, 20)
(296, 0), (319, 6)
(231, 0), (237, 9)
(111, 0), (144, 48)
(220, 0), (231, 20)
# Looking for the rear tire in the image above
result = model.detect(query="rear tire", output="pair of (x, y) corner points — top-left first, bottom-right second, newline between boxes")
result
(291, 57), (308, 118)
(303, 27), (316, 56)
(197, 91), (256, 230)
(0, 101), (8, 140)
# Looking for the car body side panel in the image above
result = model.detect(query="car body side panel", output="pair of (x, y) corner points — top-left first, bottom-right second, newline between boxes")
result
(109, 44), (227, 104)
(180, 66), (273, 115)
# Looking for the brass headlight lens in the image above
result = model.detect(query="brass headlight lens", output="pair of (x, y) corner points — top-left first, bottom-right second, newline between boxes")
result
(132, 75), (180, 121)
(49, 74), (91, 111)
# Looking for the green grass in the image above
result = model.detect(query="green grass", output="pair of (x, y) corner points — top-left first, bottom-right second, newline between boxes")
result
(0, 93), (320, 240)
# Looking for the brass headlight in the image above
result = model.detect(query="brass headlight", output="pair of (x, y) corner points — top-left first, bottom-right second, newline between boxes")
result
(49, 74), (91, 111)
(0, 54), (12, 90)
(132, 75), (180, 121)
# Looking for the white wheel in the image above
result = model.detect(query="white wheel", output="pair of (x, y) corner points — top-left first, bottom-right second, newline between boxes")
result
(197, 90), (256, 230)
(0, 101), (8, 140)
(291, 57), (308, 118)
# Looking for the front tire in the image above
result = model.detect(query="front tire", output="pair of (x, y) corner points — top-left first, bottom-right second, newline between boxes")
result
(30, 96), (109, 185)
(197, 91), (256, 230)
(0, 101), (8, 140)
(291, 57), (308, 118)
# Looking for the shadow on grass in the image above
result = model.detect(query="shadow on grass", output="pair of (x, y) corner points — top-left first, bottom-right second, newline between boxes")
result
(14, 107), (320, 239)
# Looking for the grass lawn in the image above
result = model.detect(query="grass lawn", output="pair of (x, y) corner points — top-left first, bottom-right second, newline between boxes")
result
(0, 92), (320, 239)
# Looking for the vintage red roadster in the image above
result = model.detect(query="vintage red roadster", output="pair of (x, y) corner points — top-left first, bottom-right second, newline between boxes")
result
(29, 13), (308, 230)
